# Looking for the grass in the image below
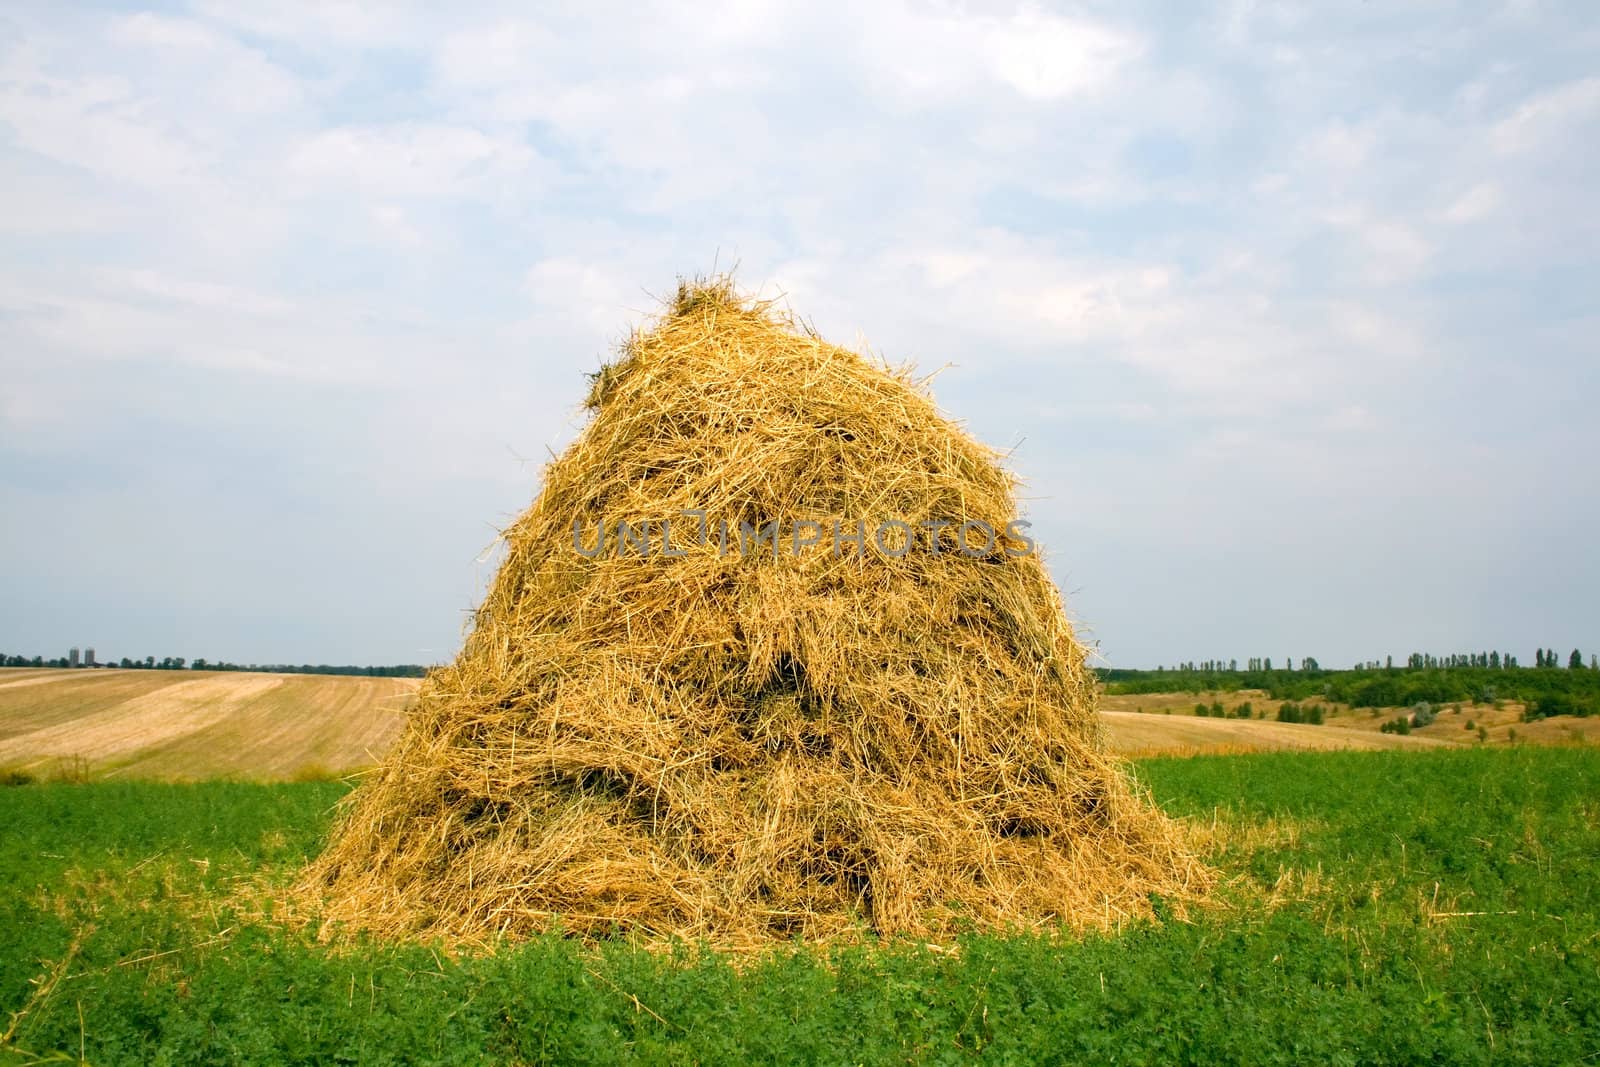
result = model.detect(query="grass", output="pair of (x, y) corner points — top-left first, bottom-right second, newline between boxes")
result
(2, 748), (1597, 1064)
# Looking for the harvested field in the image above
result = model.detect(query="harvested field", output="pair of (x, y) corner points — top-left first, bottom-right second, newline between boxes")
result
(1102, 687), (1600, 751)
(1100, 710), (1447, 756)
(5, 669), (1584, 781)
(0, 668), (416, 781)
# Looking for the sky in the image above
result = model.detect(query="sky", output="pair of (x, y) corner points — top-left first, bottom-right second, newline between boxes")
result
(1, 1), (1596, 670)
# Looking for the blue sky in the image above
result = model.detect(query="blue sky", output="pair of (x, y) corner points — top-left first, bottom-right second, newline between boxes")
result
(1, 1), (1595, 669)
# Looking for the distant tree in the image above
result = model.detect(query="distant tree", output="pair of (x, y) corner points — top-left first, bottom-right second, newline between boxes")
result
(1264, 657), (1272, 671)
(144, 655), (155, 669)
(1593, 654), (1598, 671)
(1489, 650), (1501, 669)
(1386, 655), (1393, 670)
(1571, 649), (1584, 670)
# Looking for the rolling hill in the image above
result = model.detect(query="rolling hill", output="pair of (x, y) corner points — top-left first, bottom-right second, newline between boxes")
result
(0, 667), (1480, 781)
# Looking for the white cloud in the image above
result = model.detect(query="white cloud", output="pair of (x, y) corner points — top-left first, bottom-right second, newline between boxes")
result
(981, 8), (1142, 100)
(1441, 182), (1500, 224)
(368, 204), (427, 248)
(524, 259), (649, 342)
(109, 269), (296, 317)
(1492, 76), (1600, 156)
(0, 59), (209, 190)
(1325, 404), (1376, 432)
(1349, 217), (1433, 284)
(286, 124), (539, 199)
(1303, 119), (1377, 173)
(109, 12), (304, 116)
(850, 2), (1139, 104)
(187, 0), (427, 50)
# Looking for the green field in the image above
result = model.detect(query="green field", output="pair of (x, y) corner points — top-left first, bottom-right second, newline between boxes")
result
(3, 748), (1596, 1065)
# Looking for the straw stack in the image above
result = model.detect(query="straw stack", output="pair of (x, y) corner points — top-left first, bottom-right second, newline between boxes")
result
(301, 278), (1209, 947)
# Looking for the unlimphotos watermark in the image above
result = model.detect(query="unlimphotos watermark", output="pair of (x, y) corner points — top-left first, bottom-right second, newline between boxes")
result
(571, 511), (1035, 560)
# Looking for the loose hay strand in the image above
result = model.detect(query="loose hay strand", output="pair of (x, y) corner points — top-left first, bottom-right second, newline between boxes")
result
(298, 276), (1211, 948)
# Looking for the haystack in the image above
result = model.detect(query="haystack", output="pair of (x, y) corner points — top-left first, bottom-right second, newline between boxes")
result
(303, 278), (1208, 947)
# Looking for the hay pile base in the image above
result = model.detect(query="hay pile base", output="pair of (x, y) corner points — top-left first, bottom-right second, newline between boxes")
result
(302, 279), (1210, 948)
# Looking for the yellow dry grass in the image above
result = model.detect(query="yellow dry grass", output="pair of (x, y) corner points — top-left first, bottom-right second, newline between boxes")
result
(1100, 689), (1600, 754)
(299, 278), (1212, 949)
(1101, 710), (1449, 756)
(0, 668), (416, 780)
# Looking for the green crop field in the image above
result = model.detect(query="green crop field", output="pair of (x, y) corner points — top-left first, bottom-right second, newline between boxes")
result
(2, 747), (1596, 1065)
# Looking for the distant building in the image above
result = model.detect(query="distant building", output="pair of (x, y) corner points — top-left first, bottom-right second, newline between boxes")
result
(68, 647), (80, 668)
(85, 647), (96, 667)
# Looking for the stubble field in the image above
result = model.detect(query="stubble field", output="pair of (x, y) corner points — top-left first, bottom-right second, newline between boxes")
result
(0, 670), (1482, 782)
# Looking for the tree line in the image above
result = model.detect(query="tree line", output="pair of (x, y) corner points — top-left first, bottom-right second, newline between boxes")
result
(0, 653), (428, 679)
(1100, 651), (1599, 718)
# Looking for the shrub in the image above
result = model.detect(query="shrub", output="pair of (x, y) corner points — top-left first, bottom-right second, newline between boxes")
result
(1410, 702), (1437, 728)
(1527, 693), (1595, 720)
